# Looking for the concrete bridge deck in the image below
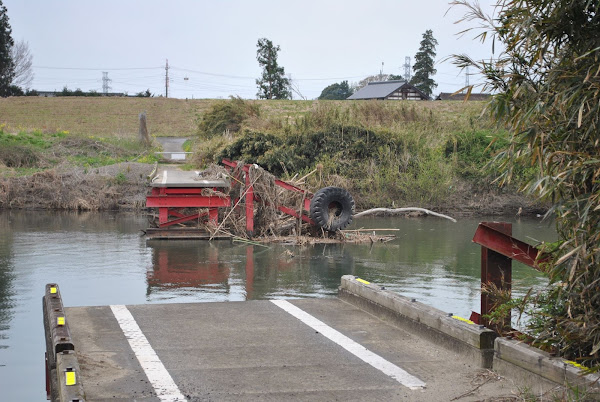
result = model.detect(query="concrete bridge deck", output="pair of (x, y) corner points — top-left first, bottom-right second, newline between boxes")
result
(45, 276), (599, 401)
(62, 302), (512, 401)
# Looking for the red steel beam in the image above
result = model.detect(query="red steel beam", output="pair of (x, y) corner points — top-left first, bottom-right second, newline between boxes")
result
(472, 223), (548, 270)
(277, 205), (315, 225)
(146, 195), (230, 208)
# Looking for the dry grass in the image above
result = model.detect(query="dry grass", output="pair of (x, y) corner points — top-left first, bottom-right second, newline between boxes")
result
(0, 97), (212, 138)
(0, 97), (486, 139)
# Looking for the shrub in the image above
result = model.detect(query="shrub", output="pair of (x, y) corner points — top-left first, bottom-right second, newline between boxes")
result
(197, 96), (260, 139)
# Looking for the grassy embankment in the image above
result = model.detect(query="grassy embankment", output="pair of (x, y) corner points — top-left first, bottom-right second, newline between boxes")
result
(193, 98), (540, 214)
(0, 97), (539, 213)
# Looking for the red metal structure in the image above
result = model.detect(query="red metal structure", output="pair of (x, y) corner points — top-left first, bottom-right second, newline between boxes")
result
(146, 160), (317, 237)
(470, 222), (549, 328)
(221, 159), (315, 236)
(146, 186), (230, 227)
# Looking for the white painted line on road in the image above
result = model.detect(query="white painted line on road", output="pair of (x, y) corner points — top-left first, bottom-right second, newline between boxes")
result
(271, 299), (426, 390)
(162, 170), (168, 185)
(110, 305), (186, 401)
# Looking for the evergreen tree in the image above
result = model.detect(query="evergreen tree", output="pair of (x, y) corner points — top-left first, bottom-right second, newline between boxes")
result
(255, 38), (291, 100)
(318, 80), (354, 100)
(411, 29), (438, 97)
(0, 0), (15, 97)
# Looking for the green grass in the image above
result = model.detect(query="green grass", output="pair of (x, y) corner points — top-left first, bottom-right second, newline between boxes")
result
(0, 124), (161, 174)
(191, 99), (517, 208)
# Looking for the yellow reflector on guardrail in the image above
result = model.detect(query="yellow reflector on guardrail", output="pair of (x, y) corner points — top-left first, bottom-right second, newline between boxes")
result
(565, 360), (585, 370)
(50, 287), (57, 294)
(57, 316), (65, 326)
(65, 370), (76, 386)
(451, 315), (475, 325)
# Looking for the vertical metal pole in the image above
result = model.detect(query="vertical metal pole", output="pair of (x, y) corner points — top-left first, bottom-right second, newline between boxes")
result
(208, 208), (219, 226)
(165, 59), (169, 98)
(245, 171), (254, 237)
(480, 222), (512, 330)
(159, 207), (168, 226)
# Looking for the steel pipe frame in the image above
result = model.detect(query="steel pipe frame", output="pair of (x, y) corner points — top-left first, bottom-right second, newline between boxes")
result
(222, 159), (315, 236)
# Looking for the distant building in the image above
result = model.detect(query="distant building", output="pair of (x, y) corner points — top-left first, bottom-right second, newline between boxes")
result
(347, 80), (429, 101)
(435, 92), (491, 101)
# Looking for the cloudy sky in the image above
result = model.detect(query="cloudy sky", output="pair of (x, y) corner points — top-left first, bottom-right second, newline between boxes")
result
(4, 0), (498, 99)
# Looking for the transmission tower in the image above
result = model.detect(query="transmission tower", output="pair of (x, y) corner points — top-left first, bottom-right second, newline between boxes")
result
(165, 59), (170, 98)
(403, 56), (411, 81)
(102, 72), (111, 95)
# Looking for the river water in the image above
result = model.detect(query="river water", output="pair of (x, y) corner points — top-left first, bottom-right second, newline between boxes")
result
(0, 210), (556, 401)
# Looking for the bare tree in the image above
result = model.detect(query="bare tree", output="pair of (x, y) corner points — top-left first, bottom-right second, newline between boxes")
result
(287, 74), (306, 100)
(11, 39), (33, 89)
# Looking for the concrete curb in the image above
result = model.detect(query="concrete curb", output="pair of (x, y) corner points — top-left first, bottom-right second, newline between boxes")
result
(494, 337), (600, 394)
(338, 275), (496, 368)
(43, 284), (86, 402)
(338, 275), (600, 394)
(56, 350), (86, 402)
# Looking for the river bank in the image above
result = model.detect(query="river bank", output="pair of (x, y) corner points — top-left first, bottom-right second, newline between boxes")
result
(0, 161), (544, 216)
(0, 98), (545, 215)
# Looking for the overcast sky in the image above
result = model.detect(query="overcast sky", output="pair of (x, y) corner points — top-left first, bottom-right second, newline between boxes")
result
(4, 0), (498, 99)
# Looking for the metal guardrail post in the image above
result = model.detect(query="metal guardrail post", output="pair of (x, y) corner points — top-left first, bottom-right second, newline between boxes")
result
(478, 222), (512, 330)
(472, 222), (549, 332)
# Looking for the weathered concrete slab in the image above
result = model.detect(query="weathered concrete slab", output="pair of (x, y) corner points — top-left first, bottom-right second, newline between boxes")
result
(494, 338), (600, 396)
(65, 299), (517, 401)
(339, 275), (496, 368)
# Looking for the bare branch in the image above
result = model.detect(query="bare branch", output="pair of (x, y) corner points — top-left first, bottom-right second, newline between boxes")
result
(11, 39), (34, 89)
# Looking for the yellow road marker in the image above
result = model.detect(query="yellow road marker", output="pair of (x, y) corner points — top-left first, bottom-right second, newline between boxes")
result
(57, 316), (65, 326)
(50, 287), (57, 294)
(356, 278), (370, 285)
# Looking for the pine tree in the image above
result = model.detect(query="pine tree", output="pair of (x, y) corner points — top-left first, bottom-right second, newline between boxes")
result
(0, 0), (15, 97)
(255, 38), (291, 100)
(411, 29), (438, 97)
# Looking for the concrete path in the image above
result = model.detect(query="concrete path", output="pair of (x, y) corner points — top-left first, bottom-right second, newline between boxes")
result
(155, 137), (189, 162)
(66, 298), (518, 401)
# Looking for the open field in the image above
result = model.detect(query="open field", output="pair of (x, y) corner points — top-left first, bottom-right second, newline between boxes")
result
(0, 97), (486, 139)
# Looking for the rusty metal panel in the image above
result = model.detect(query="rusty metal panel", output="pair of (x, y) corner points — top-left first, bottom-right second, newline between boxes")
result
(473, 223), (545, 269)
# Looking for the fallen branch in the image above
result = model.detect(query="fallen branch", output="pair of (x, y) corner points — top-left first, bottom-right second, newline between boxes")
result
(354, 207), (457, 223)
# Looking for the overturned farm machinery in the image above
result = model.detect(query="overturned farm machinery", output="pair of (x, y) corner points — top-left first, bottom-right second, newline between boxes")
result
(145, 159), (355, 240)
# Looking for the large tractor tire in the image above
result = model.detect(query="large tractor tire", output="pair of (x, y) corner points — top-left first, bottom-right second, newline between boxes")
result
(309, 187), (355, 231)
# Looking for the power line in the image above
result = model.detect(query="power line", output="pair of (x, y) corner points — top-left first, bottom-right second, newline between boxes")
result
(33, 66), (163, 71)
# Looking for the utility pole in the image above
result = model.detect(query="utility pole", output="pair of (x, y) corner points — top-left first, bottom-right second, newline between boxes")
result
(403, 56), (411, 82)
(379, 61), (384, 81)
(102, 72), (111, 95)
(464, 65), (470, 92)
(165, 59), (169, 98)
